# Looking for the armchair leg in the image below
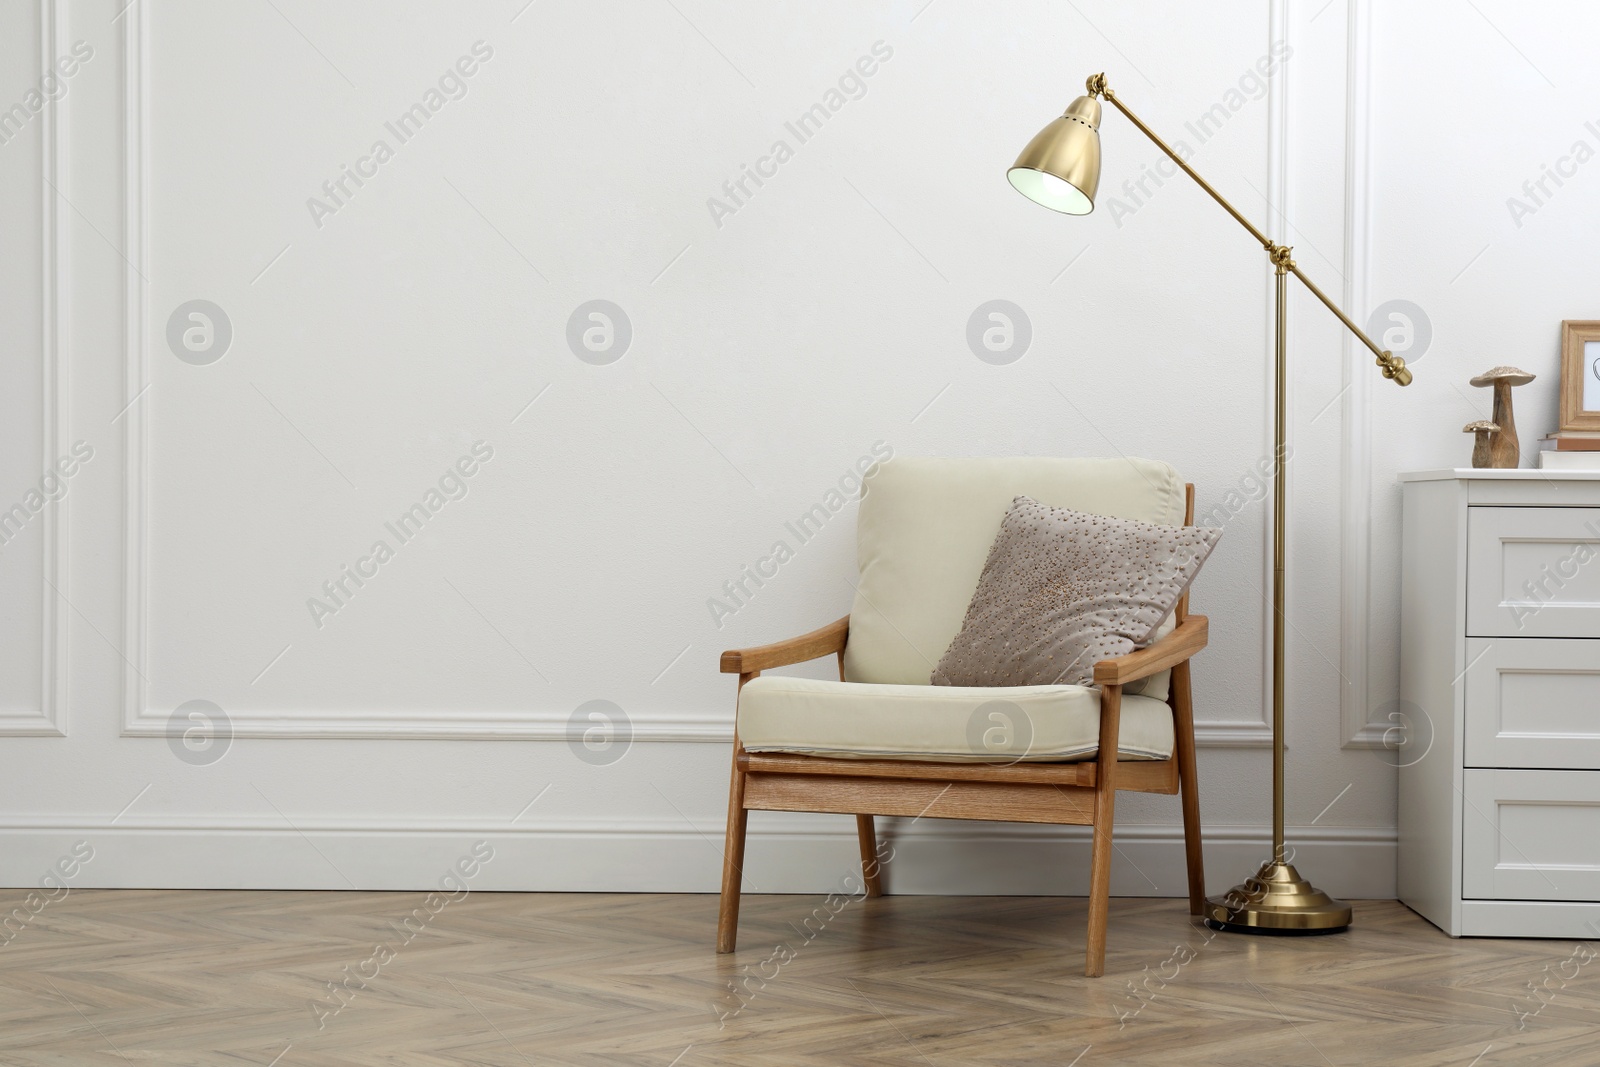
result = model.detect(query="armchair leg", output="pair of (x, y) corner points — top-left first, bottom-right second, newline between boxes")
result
(719, 676), (761, 953)
(854, 815), (883, 897)
(1085, 685), (1122, 978)
(1171, 660), (1206, 916)
(716, 757), (749, 953)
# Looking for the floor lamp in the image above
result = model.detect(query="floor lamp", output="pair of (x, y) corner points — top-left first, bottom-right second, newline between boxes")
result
(1007, 73), (1413, 934)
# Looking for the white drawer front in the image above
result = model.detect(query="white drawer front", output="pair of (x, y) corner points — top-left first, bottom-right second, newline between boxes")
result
(1464, 638), (1600, 769)
(1464, 769), (1600, 901)
(1467, 506), (1600, 638)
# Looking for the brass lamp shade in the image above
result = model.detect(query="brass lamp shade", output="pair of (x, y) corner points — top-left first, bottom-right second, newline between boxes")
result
(1006, 95), (1102, 214)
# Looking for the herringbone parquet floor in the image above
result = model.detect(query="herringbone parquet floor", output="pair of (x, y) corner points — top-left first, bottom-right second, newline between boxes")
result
(1, 891), (1595, 1066)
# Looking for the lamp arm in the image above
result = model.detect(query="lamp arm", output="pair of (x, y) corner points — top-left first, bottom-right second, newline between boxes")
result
(1285, 262), (1400, 372)
(1091, 74), (1412, 386)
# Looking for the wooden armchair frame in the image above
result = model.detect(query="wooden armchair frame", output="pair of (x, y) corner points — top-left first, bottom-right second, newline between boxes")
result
(715, 486), (1208, 977)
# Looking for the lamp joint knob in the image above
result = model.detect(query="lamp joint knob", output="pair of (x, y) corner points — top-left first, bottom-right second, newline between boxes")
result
(1378, 351), (1413, 386)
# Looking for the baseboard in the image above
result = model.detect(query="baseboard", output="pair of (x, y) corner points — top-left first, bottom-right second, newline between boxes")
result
(0, 817), (1395, 898)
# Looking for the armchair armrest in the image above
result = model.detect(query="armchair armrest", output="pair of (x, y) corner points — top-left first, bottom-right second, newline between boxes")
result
(720, 616), (850, 675)
(1093, 615), (1208, 687)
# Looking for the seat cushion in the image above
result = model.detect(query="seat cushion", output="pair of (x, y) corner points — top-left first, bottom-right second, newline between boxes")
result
(842, 456), (1186, 699)
(737, 675), (1174, 763)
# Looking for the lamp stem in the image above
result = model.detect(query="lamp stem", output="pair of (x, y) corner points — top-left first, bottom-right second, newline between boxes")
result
(1273, 262), (1289, 867)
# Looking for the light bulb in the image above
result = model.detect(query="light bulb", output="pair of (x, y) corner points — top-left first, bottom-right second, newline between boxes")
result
(1037, 172), (1075, 199)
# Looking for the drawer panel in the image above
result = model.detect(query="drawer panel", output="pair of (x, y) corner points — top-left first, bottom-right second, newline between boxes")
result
(1467, 506), (1600, 638)
(1464, 638), (1600, 768)
(1464, 769), (1600, 901)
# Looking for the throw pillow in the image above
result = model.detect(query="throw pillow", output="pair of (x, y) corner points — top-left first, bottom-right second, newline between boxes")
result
(931, 496), (1221, 688)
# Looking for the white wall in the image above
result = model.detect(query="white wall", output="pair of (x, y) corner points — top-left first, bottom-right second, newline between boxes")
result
(6, 0), (1586, 898)
(1364, 3), (1600, 715)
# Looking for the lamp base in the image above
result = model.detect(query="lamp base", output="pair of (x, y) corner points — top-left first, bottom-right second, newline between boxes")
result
(1201, 861), (1352, 935)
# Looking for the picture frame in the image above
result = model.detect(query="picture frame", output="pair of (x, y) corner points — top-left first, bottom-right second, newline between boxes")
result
(1560, 320), (1600, 433)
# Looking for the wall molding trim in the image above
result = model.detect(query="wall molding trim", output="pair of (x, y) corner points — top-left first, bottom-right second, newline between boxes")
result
(115, 708), (1273, 745)
(1193, 720), (1273, 747)
(119, 0), (151, 739)
(119, 707), (736, 742)
(112, 10), (1280, 751)
(112, 2), (1271, 750)
(0, 816), (1396, 897)
(3, 0), (70, 738)
(1340, 0), (1387, 747)
(1253, 0), (1292, 748)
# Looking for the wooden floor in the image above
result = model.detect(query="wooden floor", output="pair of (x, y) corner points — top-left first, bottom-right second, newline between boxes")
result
(1, 891), (1596, 1066)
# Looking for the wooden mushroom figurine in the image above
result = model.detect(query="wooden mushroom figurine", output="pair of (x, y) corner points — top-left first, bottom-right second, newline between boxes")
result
(1464, 420), (1500, 469)
(1469, 366), (1536, 468)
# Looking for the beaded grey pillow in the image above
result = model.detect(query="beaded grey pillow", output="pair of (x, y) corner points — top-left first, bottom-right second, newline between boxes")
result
(931, 496), (1221, 688)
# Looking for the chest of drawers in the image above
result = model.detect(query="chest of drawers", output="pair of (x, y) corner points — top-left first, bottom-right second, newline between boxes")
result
(1399, 469), (1600, 937)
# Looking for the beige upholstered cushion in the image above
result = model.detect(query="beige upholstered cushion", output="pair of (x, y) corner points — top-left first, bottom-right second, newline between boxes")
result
(841, 457), (1187, 699)
(737, 675), (1174, 763)
(932, 497), (1220, 688)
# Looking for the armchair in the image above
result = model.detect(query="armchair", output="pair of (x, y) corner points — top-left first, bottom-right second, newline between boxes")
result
(716, 457), (1208, 977)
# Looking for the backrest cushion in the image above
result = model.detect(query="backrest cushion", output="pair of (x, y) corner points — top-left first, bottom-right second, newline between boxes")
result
(842, 457), (1186, 689)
